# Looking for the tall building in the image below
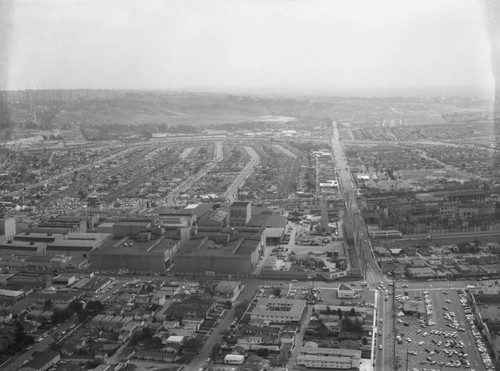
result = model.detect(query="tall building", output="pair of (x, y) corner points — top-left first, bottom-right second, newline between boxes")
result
(0, 216), (16, 242)
(229, 201), (252, 227)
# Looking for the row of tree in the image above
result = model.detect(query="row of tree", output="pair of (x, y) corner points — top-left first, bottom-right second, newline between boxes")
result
(50, 299), (104, 324)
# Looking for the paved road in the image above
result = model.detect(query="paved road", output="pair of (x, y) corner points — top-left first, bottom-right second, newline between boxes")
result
(188, 280), (261, 370)
(224, 146), (260, 203)
(3, 143), (148, 198)
(166, 142), (223, 205)
(330, 122), (385, 284)
(2, 317), (79, 371)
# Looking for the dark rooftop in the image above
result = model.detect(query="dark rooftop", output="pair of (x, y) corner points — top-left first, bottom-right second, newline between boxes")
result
(178, 236), (260, 257)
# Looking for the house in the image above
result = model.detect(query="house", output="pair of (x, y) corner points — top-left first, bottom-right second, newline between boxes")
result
(224, 354), (245, 365)
(214, 281), (242, 300)
(19, 350), (60, 371)
(0, 309), (13, 324)
(166, 335), (184, 345)
(134, 350), (180, 362)
(337, 284), (355, 299)
(163, 343), (181, 354)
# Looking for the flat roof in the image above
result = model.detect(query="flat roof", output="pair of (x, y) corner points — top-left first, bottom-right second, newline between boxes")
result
(66, 232), (111, 241)
(14, 232), (64, 239)
(215, 281), (240, 292)
(178, 237), (260, 257)
(0, 288), (24, 297)
(114, 221), (151, 227)
(407, 267), (435, 273)
(300, 346), (361, 357)
(157, 207), (194, 216)
(91, 235), (177, 255)
(249, 298), (306, 319)
(231, 201), (250, 207)
(24, 350), (59, 369)
(247, 214), (286, 228)
(48, 240), (100, 249)
(0, 241), (46, 248)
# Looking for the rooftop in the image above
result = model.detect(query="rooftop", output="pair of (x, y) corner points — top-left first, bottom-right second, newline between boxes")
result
(249, 298), (307, 319)
(24, 350), (59, 370)
(231, 201), (250, 207)
(247, 214), (286, 228)
(48, 239), (100, 250)
(0, 241), (46, 250)
(178, 237), (260, 257)
(92, 235), (178, 255)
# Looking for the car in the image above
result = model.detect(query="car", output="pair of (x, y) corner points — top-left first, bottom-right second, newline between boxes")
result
(379, 345), (383, 350)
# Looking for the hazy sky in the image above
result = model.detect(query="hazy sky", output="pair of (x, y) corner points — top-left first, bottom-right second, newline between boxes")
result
(2, 0), (495, 95)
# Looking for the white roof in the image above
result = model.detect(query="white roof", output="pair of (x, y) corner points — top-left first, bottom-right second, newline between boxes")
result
(166, 335), (184, 343)
(0, 289), (24, 297)
(224, 354), (245, 361)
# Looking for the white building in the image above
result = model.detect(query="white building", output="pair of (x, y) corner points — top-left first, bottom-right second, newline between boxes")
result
(224, 354), (245, 365)
(297, 346), (361, 369)
(249, 298), (306, 324)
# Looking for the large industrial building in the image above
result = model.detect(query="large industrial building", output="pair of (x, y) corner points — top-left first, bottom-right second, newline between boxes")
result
(0, 241), (47, 257)
(174, 231), (263, 277)
(90, 234), (179, 273)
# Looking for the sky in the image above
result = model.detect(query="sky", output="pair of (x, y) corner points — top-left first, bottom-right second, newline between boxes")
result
(1, 0), (496, 95)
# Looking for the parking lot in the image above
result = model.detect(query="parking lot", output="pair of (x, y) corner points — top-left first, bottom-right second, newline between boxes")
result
(394, 288), (490, 371)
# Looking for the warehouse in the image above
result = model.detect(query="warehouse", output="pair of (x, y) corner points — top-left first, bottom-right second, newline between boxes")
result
(90, 235), (179, 273)
(174, 234), (262, 277)
(0, 241), (47, 257)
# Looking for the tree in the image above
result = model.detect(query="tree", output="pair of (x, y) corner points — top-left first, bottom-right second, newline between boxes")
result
(350, 308), (356, 316)
(184, 337), (203, 350)
(142, 327), (154, 339)
(43, 299), (54, 311)
(272, 287), (282, 297)
(51, 308), (72, 323)
(211, 343), (221, 360)
(257, 348), (269, 357)
(151, 336), (163, 349)
(341, 316), (354, 332)
(353, 318), (363, 333)
(337, 308), (343, 320)
(13, 321), (25, 344)
(234, 300), (249, 319)
(86, 300), (104, 315)
(68, 300), (83, 314)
